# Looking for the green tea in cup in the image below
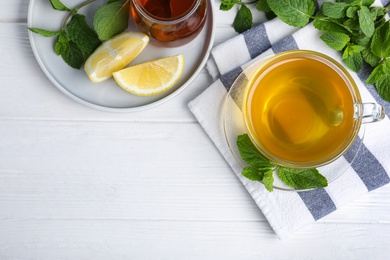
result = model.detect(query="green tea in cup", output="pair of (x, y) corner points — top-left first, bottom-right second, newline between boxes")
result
(243, 50), (385, 168)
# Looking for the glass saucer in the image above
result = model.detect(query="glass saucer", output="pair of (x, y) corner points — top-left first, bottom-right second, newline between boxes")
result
(222, 64), (365, 191)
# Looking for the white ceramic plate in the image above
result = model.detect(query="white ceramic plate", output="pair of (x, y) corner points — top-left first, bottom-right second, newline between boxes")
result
(27, 0), (215, 112)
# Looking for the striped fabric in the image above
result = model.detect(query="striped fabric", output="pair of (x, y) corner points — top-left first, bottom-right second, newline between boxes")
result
(188, 0), (390, 238)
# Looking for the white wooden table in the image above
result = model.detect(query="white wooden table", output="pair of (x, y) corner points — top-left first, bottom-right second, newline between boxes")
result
(1, 0), (390, 259)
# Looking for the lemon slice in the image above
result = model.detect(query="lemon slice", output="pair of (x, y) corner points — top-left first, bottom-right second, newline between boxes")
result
(113, 54), (185, 96)
(84, 32), (149, 83)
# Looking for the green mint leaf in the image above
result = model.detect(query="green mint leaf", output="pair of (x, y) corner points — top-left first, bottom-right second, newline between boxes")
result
(321, 2), (350, 19)
(375, 74), (390, 102)
(371, 21), (390, 58)
(362, 48), (381, 67)
(366, 60), (390, 102)
(375, 17), (386, 29)
(256, 0), (276, 20)
(277, 167), (328, 190)
(265, 11), (277, 20)
(61, 40), (85, 69)
(220, 0), (240, 11)
(220, 3), (233, 11)
(342, 44), (365, 72)
(343, 18), (361, 31)
(346, 6), (358, 18)
(366, 60), (387, 84)
(54, 31), (69, 55)
(233, 4), (252, 33)
(241, 166), (275, 192)
(370, 6), (386, 20)
(320, 31), (350, 51)
(28, 28), (61, 37)
(237, 134), (274, 168)
(267, 0), (315, 28)
(242, 166), (264, 181)
(355, 34), (371, 47)
(256, 0), (271, 13)
(361, 0), (375, 6)
(55, 41), (67, 56)
(50, 0), (70, 11)
(359, 6), (375, 37)
(67, 13), (101, 57)
(237, 134), (276, 191)
(263, 170), (274, 192)
(313, 16), (350, 34)
(344, 0), (359, 4)
(344, 0), (374, 6)
(57, 30), (69, 43)
(93, 0), (130, 41)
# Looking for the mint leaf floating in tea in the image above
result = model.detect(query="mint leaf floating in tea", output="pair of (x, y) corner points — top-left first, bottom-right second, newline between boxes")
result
(94, 0), (130, 41)
(237, 134), (327, 192)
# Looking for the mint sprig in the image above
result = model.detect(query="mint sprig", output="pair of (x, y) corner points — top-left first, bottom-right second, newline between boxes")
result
(219, 0), (390, 102)
(28, 0), (130, 69)
(237, 134), (328, 192)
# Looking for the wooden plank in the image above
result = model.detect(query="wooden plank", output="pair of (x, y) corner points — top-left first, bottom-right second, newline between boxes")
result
(1, 120), (390, 223)
(0, 219), (389, 259)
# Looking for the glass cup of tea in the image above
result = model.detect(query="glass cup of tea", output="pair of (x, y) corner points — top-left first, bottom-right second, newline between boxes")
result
(242, 50), (385, 169)
(130, 0), (208, 47)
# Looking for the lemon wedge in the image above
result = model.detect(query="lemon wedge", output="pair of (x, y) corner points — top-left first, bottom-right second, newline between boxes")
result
(84, 32), (149, 83)
(113, 54), (185, 96)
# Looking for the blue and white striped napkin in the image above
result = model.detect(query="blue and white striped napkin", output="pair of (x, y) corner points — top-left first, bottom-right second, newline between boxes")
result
(189, 1), (390, 239)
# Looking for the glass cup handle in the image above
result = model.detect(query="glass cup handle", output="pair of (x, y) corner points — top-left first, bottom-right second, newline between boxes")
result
(361, 102), (385, 124)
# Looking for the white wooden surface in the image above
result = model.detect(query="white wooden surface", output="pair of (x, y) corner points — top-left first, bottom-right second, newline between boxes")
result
(1, 0), (390, 259)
